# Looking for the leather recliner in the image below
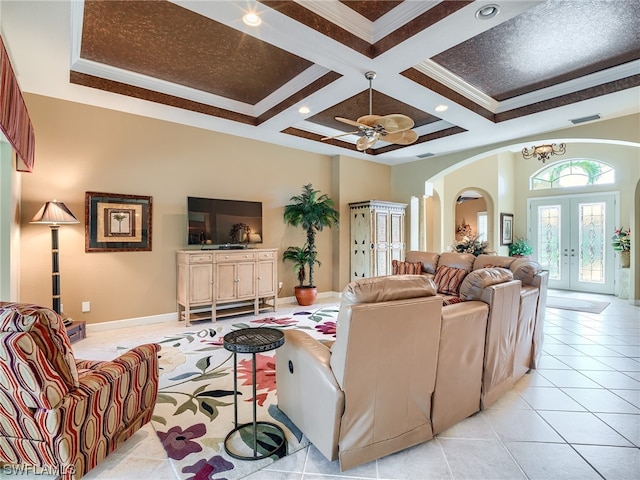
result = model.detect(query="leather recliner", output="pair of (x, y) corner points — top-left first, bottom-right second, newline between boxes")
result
(275, 275), (443, 471)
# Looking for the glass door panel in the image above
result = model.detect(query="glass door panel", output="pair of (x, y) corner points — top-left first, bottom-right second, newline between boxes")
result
(536, 204), (562, 284)
(531, 194), (615, 294)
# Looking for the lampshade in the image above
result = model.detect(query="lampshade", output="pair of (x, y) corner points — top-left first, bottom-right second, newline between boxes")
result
(30, 201), (79, 225)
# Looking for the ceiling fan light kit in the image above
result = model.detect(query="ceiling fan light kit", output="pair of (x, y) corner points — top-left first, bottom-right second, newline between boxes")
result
(322, 71), (418, 151)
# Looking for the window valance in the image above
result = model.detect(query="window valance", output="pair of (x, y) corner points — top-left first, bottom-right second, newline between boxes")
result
(0, 35), (35, 172)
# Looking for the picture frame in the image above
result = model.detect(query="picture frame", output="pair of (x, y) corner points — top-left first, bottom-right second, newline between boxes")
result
(500, 213), (514, 246)
(85, 192), (152, 252)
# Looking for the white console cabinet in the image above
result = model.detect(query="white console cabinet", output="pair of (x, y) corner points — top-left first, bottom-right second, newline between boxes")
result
(177, 248), (277, 325)
(349, 200), (407, 281)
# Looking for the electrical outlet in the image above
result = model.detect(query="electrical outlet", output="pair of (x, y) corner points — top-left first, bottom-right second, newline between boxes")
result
(82, 301), (91, 313)
(278, 282), (283, 289)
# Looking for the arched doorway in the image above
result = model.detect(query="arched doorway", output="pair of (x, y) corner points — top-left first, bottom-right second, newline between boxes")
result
(455, 190), (487, 242)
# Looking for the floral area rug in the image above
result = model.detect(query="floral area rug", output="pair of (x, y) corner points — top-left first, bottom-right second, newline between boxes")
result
(148, 305), (339, 480)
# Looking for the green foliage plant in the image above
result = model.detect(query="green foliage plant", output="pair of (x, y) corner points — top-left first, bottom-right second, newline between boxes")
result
(509, 237), (534, 257)
(283, 184), (339, 288)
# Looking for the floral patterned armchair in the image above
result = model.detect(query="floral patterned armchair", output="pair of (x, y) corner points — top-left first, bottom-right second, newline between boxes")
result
(0, 302), (160, 479)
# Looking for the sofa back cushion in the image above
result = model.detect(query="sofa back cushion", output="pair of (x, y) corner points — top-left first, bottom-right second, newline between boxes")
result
(459, 268), (515, 301)
(510, 259), (542, 285)
(330, 274), (441, 392)
(438, 252), (475, 271)
(0, 302), (78, 388)
(340, 275), (437, 308)
(405, 251), (440, 274)
(433, 265), (468, 295)
(473, 254), (515, 270)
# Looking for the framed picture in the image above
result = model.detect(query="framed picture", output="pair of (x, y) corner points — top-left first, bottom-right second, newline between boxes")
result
(500, 213), (514, 246)
(85, 192), (152, 252)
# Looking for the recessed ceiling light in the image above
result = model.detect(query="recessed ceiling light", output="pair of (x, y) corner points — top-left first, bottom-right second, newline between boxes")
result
(475, 4), (500, 20)
(435, 104), (448, 112)
(298, 106), (310, 114)
(242, 12), (261, 27)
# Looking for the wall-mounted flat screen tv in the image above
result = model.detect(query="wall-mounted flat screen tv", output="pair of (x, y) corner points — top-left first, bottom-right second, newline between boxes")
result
(187, 197), (263, 247)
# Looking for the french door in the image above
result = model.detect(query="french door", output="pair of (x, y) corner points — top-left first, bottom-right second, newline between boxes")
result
(529, 193), (616, 294)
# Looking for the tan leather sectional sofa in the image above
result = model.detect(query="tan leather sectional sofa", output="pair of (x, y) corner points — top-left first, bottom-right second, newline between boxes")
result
(405, 251), (549, 409)
(275, 253), (548, 471)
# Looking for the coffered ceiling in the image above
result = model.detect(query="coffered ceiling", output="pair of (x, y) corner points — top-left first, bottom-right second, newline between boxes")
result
(2, 0), (639, 164)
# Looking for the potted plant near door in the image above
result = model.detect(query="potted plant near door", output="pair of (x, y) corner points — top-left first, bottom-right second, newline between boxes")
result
(509, 237), (534, 258)
(283, 184), (339, 306)
(611, 226), (631, 268)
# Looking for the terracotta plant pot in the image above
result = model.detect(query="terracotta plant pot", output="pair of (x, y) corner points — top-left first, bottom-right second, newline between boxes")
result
(294, 286), (317, 306)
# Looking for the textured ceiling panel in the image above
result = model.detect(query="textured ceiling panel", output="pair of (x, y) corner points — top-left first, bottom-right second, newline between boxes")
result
(432, 0), (640, 101)
(339, 0), (403, 22)
(81, 0), (313, 105)
(309, 89), (439, 131)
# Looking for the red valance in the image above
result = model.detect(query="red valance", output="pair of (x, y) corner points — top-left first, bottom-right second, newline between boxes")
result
(0, 35), (35, 172)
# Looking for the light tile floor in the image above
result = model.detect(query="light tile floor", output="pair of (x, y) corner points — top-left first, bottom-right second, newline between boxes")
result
(9, 291), (639, 479)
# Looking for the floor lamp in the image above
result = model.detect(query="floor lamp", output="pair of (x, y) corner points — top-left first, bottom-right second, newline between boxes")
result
(30, 201), (79, 314)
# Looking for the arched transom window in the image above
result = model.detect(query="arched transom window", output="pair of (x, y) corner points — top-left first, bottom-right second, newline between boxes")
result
(531, 159), (615, 190)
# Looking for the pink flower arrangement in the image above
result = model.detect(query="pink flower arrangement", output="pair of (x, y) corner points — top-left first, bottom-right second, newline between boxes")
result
(612, 227), (631, 252)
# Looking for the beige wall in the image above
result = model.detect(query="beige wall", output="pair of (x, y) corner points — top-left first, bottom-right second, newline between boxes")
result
(332, 154), (391, 288)
(18, 94), (391, 324)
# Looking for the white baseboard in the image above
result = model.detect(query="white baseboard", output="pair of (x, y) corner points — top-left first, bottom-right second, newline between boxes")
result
(85, 291), (342, 333)
(86, 312), (178, 333)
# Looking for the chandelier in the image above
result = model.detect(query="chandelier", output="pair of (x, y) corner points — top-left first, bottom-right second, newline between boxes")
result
(522, 143), (566, 163)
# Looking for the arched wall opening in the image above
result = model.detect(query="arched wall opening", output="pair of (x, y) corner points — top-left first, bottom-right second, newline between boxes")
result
(401, 138), (638, 302)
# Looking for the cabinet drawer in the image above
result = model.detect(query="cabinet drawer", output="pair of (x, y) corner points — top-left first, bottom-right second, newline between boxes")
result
(189, 253), (213, 263)
(258, 251), (276, 260)
(216, 252), (256, 262)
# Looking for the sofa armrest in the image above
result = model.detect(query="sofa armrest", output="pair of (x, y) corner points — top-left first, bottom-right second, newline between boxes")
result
(275, 330), (344, 461)
(530, 270), (549, 368)
(478, 280), (521, 408)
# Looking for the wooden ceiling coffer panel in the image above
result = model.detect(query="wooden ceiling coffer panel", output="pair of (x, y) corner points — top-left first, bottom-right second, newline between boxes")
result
(81, 0), (313, 105)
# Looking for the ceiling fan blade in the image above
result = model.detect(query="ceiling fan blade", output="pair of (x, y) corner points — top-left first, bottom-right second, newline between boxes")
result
(335, 116), (366, 128)
(321, 131), (358, 141)
(377, 114), (414, 133)
(384, 129), (418, 145)
(356, 114), (383, 127)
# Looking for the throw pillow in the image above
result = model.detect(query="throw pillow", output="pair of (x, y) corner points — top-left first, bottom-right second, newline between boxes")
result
(441, 295), (463, 306)
(392, 259), (423, 275)
(434, 265), (468, 295)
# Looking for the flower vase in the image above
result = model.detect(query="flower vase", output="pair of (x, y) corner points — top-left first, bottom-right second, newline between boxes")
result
(619, 250), (630, 268)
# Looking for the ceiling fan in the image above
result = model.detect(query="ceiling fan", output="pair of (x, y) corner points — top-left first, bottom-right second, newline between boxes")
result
(322, 71), (418, 151)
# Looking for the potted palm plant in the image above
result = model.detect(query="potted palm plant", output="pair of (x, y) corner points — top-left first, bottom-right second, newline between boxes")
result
(283, 184), (339, 305)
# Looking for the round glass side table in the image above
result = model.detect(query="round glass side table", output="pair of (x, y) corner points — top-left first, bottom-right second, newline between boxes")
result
(223, 327), (286, 460)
